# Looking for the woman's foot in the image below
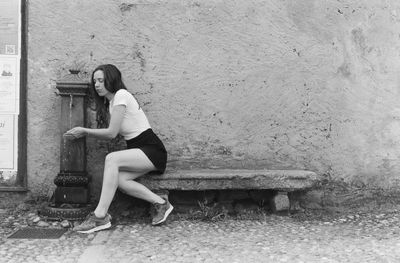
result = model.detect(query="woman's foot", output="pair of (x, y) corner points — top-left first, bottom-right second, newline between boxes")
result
(74, 212), (112, 233)
(152, 198), (174, 225)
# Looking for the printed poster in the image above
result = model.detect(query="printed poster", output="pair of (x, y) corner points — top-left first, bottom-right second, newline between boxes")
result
(0, 114), (16, 170)
(0, 55), (19, 114)
(0, 0), (20, 55)
(0, 0), (20, 178)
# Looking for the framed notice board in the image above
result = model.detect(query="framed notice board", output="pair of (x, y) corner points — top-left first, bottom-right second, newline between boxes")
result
(0, 0), (27, 190)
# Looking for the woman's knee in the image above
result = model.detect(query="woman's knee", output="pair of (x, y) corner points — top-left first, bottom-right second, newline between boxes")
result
(105, 152), (119, 167)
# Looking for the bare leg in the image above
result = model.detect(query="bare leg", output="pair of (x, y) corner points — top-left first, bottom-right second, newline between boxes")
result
(118, 171), (164, 203)
(94, 149), (163, 218)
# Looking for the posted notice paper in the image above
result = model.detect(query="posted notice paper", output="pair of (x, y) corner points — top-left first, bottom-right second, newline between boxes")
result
(0, 114), (16, 170)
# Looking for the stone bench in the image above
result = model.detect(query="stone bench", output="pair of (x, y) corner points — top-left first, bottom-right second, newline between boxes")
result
(137, 169), (321, 213)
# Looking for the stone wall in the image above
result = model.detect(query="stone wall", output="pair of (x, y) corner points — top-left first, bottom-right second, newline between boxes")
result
(27, 0), (400, 197)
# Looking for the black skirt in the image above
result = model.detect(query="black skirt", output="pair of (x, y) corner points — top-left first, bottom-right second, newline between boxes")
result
(126, 129), (167, 174)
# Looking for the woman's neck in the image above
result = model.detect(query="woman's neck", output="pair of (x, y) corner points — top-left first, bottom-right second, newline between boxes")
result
(105, 93), (114, 101)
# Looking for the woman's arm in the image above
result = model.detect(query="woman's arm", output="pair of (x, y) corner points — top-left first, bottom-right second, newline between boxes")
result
(64, 105), (126, 140)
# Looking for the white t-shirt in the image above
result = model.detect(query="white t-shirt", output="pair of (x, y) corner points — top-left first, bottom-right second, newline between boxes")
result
(109, 89), (151, 140)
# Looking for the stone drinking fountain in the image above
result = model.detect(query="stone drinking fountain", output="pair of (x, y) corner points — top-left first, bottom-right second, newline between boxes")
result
(40, 70), (92, 220)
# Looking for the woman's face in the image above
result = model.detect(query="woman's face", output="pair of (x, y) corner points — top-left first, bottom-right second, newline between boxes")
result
(93, 70), (110, 97)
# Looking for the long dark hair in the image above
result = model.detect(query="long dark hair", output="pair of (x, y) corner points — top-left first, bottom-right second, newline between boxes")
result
(90, 64), (128, 128)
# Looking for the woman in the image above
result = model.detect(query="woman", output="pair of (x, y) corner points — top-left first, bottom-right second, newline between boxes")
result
(64, 64), (173, 233)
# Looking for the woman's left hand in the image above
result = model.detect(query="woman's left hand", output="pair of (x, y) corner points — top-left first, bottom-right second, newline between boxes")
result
(64, 127), (87, 139)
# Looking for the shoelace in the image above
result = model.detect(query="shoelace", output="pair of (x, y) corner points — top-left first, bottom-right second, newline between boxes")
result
(153, 202), (165, 212)
(80, 212), (94, 223)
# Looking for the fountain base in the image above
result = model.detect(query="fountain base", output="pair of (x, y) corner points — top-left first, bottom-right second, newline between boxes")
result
(53, 171), (90, 204)
(39, 203), (92, 221)
(40, 170), (92, 220)
(54, 187), (90, 204)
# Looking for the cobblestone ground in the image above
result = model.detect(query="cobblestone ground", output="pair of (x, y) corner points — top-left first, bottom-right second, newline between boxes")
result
(1, 206), (400, 263)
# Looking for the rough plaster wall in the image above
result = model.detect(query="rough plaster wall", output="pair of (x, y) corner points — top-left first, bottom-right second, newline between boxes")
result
(27, 0), (400, 195)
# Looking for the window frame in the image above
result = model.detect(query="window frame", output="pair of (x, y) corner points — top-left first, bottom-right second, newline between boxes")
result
(0, 0), (27, 191)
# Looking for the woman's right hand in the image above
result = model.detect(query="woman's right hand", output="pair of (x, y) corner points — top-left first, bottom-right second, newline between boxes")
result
(63, 127), (87, 140)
